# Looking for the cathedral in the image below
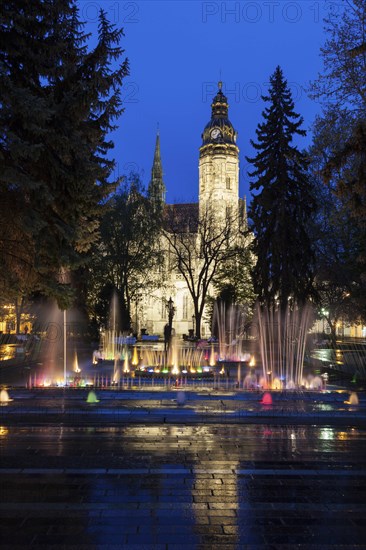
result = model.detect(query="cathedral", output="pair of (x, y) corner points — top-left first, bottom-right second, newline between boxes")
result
(133, 82), (248, 338)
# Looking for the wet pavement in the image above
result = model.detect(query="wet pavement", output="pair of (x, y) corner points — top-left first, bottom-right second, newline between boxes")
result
(1, 390), (366, 548)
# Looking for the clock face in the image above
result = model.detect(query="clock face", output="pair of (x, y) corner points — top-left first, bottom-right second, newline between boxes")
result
(210, 128), (221, 140)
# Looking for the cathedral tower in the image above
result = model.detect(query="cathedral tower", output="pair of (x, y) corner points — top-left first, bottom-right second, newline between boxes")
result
(148, 129), (166, 210)
(199, 82), (239, 217)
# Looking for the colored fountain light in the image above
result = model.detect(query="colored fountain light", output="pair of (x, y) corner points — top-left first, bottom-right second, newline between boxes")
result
(171, 364), (180, 375)
(73, 350), (80, 373)
(170, 335), (180, 375)
(113, 353), (119, 383)
(243, 373), (257, 389)
(123, 352), (130, 373)
(209, 344), (216, 367)
(137, 333), (204, 375)
(86, 390), (99, 404)
(212, 302), (248, 362)
(261, 392), (273, 405)
(131, 346), (139, 366)
(345, 392), (359, 405)
(254, 304), (313, 389)
(0, 389), (13, 404)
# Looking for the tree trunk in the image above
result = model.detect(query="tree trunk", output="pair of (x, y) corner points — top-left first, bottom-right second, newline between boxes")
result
(194, 302), (201, 340)
(14, 296), (24, 334)
(328, 319), (337, 348)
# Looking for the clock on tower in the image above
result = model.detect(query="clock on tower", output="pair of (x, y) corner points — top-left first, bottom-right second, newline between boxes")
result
(199, 82), (239, 216)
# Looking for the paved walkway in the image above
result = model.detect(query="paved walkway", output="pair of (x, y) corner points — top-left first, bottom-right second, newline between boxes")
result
(1, 415), (366, 549)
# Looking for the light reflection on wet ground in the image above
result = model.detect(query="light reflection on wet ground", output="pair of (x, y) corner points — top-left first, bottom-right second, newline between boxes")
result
(1, 391), (366, 548)
(2, 388), (366, 424)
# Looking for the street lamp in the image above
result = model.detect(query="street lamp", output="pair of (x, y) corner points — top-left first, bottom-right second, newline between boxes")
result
(166, 297), (175, 330)
(164, 297), (175, 353)
(192, 314), (195, 336)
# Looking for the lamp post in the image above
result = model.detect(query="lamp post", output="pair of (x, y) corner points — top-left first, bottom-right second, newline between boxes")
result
(63, 309), (67, 386)
(164, 297), (175, 357)
(167, 297), (175, 336)
(192, 314), (195, 337)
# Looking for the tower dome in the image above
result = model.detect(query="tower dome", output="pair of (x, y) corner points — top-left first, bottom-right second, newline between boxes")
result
(198, 81), (240, 216)
(200, 82), (238, 151)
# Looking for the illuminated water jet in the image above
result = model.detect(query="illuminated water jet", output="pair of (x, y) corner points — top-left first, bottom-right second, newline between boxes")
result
(212, 303), (248, 362)
(73, 350), (80, 374)
(254, 304), (313, 388)
(0, 389), (12, 404)
(345, 392), (359, 405)
(86, 390), (99, 404)
(261, 392), (273, 405)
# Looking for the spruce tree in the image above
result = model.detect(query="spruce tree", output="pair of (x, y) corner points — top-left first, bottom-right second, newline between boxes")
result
(247, 66), (316, 311)
(0, 0), (129, 307)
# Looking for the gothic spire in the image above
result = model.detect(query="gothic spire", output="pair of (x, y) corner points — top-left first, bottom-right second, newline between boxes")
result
(148, 127), (166, 207)
(152, 129), (162, 180)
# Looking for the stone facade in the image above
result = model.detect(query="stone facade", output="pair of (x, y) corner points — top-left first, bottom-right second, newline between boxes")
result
(133, 83), (247, 338)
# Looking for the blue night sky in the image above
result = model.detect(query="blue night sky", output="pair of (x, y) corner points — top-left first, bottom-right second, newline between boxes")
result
(79, 0), (339, 204)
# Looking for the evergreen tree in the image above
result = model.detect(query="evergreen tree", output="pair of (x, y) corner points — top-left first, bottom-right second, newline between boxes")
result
(86, 174), (163, 331)
(0, 0), (129, 307)
(247, 66), (316, 311)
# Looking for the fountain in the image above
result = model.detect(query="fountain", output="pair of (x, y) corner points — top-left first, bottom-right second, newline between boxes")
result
(86, 390), (99, 404)
(100, 291), (129, 362)
(132, 346), (139, 367)
(137, 339), (204, 374)
(123, 350), (130, 373)
(0, 388), (12, 404)
(345, 392), (359, 406)
(243, 373), (257, 389)
(73, 350), (80, 374)
(210, 303), (254, 385)
(90, 295), (322, 393)
(253, 304), (313, 389)
(212, 302), (249, 362)
(261, 392), (273, 405)
(20, 298), (92, 388)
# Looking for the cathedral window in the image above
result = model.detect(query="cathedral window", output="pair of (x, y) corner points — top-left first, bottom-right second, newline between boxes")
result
(226, 177), (231, 189)
(161, 298), (166, 320)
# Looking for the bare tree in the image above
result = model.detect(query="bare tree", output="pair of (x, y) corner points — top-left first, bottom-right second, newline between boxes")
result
(163, 202), (241, 339)
(309, 0), (366, 111)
